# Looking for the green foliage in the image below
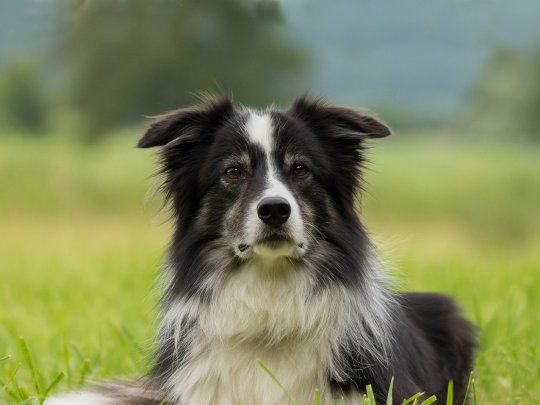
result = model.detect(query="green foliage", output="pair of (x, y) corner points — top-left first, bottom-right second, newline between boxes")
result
(446, 380), (453, 405)
(386, 377), (394, 405)
(257, 363), (459, 404)
(55, 0), (308, 138)
(0, 59), (48, 133)
(469, 45), (540, 139)
(0, 135), (539, 403)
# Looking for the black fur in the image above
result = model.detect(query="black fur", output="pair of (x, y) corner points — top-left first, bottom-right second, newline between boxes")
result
(138, 96), (477, 404)
(329, 292), (477, 402)
(58, 96), (476, 405)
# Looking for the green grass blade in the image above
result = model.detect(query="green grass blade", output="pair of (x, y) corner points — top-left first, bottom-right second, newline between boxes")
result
(257, 359), (297, 405)
(462, 371), (474, 405)
(78, 359), (91, 387)
(18, 398), (37, 405)
(401, 392), (424, 405)
(19, 337), (42, 397)
(471, 375), (477, 405)
(0, 355), (10, 363)
(314, 388), (321, 405)
(4, 364), (24, 402)
(18, 386), (30, 401)
(0, 376), (22, 402)
(4, 388), (22, 402)
(43, 371), (65, 397)
(366, 384), (376, 404)
(386, 377), (394, 405)
(70, 344), (84, 362)
(419, 395), (437, 405)
(446, 380), (453, 405)
(62, 340), (72, 386)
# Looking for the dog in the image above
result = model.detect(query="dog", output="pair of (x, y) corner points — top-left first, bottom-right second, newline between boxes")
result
(48, 96), (476, 404)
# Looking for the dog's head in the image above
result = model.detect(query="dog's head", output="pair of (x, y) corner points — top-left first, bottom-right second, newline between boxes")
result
(139, 96), (391, 285)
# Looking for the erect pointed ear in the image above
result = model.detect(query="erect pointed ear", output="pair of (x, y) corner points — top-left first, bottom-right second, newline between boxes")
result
(290, 95), (392, 140)
(137, 97), (234, 148)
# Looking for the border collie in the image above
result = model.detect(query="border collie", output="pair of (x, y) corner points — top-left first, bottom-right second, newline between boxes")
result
(48, 96), (476, 404)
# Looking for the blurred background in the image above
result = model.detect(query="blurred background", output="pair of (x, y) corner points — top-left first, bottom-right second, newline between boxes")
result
(0, 0), (539, 403)
(3, 0), (540, 137)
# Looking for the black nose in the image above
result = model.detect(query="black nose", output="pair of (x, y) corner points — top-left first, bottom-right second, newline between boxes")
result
(257, 197), (291, 226)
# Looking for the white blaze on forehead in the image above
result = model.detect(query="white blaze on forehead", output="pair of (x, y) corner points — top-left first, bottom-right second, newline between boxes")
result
(244, 110), (281, 192)
(245, 111), (292, 198)
(243, 110), (305, 246)
(245, 111), (274, 156)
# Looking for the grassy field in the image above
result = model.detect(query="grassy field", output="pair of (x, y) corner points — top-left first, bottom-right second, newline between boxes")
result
(0, 132), (539, 404)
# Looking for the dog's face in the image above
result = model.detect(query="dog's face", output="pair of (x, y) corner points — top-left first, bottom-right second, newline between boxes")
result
(206, 110), (315, 261)
(138, 96), (390, 268)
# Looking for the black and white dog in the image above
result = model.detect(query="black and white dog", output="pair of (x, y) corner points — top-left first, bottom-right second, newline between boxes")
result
(49, 96), (476, 404)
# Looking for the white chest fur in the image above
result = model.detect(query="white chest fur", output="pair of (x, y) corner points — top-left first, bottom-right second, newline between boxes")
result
(172, 337), (330, 404)
(163, 259), (363, 404)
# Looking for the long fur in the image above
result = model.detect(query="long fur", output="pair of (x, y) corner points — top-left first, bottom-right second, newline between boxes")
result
(47, 96), (476, 405)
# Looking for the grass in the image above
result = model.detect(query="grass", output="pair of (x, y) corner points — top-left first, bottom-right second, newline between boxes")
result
(256, 360), (457, 404)
(0, 132), (539, 403)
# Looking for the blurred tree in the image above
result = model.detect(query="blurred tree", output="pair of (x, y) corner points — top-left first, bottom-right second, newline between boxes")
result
(0, 59), (48, 133)
(55, 0), (308, 138)
(469, 45), (540, 139)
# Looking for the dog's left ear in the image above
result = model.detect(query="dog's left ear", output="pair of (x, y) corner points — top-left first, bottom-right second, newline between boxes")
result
(137, 97), (234, 148)
(290, 96), (392, 140)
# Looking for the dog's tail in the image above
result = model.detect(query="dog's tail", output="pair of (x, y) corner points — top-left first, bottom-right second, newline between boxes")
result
(45, 379), (166, 405)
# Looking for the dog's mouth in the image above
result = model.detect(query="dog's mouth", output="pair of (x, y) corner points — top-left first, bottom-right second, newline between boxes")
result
(237, 234), (304, 258)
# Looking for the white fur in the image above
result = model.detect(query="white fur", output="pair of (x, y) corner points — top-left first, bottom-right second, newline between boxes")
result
(245, 111), (274, 156)
(160, 253), (395, 404)
(243, 110), (305, 250)
(47, 109), (397, 404)
(45, 392), (115, 405)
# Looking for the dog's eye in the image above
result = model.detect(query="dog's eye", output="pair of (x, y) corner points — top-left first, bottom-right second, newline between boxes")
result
(224, 166), (243, 180)
(292, 164), (309, 178)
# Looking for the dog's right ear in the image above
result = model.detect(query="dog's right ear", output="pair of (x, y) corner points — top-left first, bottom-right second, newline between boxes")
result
(137, 97), (234, 148)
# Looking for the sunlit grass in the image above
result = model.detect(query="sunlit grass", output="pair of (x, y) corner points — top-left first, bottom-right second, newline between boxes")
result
(257, 361), (461, 404)
(1, 133), (539, 403)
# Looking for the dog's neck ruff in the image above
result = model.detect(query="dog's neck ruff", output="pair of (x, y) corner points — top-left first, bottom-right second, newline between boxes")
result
(158, 253), (395, 404)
